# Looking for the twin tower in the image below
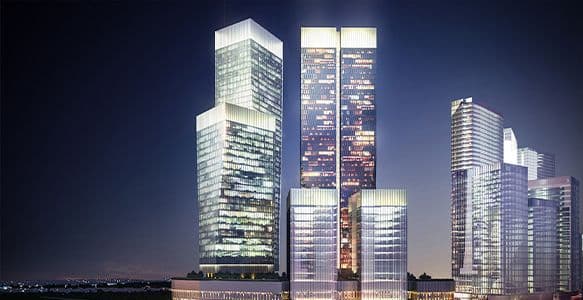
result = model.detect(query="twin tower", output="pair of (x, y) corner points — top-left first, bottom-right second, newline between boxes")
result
(196, 19), (407, 299)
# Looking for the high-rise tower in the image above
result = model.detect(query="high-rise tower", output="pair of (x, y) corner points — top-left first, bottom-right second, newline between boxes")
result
(196, 19), (283, 274)
(528, 176), (581, 292)
(450, 97), (533, 297)
(300, 27), (376, 269)
(450, 97), (504, 295)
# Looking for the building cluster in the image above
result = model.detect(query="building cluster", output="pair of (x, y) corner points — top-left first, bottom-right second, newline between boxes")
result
(450, 97), (581, 299)
(170, 18), (580, 300)
(171, 18), (414, 300)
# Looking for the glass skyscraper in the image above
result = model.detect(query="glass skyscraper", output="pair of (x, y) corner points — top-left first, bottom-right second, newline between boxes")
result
(468, 163), (529, 296)
(527, 198), (559, 293)
(196, 19), (283, 274)
(300, 26), (376, 270)
(518, 147), (538, 180)
(528, 176), (581, 292)
(350, 189), (407, 300)
(450, 97), (504, 296)
(289, 189), (338, 300)
(536, 152), (556, 179)
(518, 147), (556, 180)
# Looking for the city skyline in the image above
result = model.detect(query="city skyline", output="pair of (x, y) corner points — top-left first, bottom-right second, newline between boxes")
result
(2, 0), (583, 281)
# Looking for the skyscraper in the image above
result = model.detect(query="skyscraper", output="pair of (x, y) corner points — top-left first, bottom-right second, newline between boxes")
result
(518, 147), (538, 180)
(536, 152), (556, 179)
(300, 26), (376, 270)
(518, 147), (556, 180)
(470, 163), (529, 295)
(196, 18), (283, 274)
(289, 189), (338, 300)
(350, 189), (407, 300)
(503, 128), (518, 164)
(528, 176), (581, 292)
(527, 198), (559, 293)
(450, 97), (504, 296)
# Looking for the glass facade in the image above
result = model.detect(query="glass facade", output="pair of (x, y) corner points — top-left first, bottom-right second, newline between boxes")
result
(450, 97), (503, 172)
(289, 189), (338, 300)
(536, 152), (556, 179)
(171, 279), (289, 300)
(197, 103), (277, 273)
(528, 176), (581, 292)
(350, 189), (407, 300)
(527, 198), (559, 293)
(300, 27), (338, 189)
(196, 19), (283, 274)
(450, 97), (504, 296)
(300, 26), (376, 270)
(517, 147), (539, 181)
(469, 163), (528, 296)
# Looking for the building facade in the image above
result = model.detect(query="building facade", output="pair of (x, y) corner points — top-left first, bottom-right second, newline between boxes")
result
(517, 148), (556, 180)
(450, 97), (504, 296)
(289, 189), (338, 300)
(518, 148), (538, 181)
(528, 176), (581, 292)
(171, 279), (289, 300)
(300, 27), (377, 270)
(408, 279), (455, 300)
(536, 152), (556, 179)
(503, 128), (518, 165)
(350, 189), (408, 300)
(527, 198), (559, 293)
(197, 18), (283, 274)
(469, 163), (528, 296)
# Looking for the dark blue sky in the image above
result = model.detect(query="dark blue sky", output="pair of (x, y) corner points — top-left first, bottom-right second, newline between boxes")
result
(2, 0), (582, 281)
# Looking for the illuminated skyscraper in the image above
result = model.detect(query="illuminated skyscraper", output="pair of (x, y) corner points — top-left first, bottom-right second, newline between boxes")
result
(528, 176), (581, 292)
(196, 18), (283, 274)
(350, 189), (407, 300)
(450, 97), (504, 296)
(289, 189), (338, 300)
(300, 26), (376, 269)
(468, 163), (528, 296)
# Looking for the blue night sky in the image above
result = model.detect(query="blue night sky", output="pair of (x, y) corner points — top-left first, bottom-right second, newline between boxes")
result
(2, 0), (582, 280)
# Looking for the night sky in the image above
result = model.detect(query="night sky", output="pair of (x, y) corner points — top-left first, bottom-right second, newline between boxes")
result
(2, 0), (582, 281)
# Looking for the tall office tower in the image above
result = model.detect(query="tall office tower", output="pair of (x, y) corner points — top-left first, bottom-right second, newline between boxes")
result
(518, 147), (538, 180)
(289, 189), (338, 300)
(537, 152), (556, 179)
(529, 177), (581, 292)
(450, 97), (503, 296)
(350, 189), (407, 300)
(300, 26), (376, 270)
(196, 19), (283, 274)
(527, 198), (559, 293)
(518, 148), (556, 180)
(503, 128), (518, 164)
(469, 163), (528, 296)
